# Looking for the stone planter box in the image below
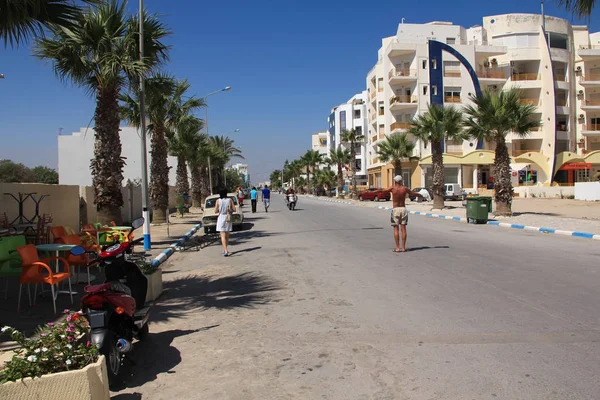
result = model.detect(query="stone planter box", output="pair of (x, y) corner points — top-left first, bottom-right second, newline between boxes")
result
(145, 269), (163, 302)
(0, 355), (109, 400)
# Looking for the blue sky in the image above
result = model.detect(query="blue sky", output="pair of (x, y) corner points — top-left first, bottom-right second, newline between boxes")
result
(0, 0), (597, 183)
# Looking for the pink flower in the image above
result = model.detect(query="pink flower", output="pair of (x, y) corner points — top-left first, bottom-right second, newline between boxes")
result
(68, 323), (75, 328)
(65, 327), (73, 332)
(86, 341), (91, 348)
(66, 315), (72, 322)
(40, 333), (47, 337)
(67, 336), (74, 342)
(63, 309), (70, 313)
(47, 322), (54, 327)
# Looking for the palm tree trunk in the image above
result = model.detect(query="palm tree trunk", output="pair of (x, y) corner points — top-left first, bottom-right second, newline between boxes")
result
(494, 137), (513, 216)
(432, 140), (445, 209)
(199, 166), (211, 203)
(190, 165), (202, 207)
(90, 86), (124, 224)
(306, 167), (311, 194)
(351, 141), (357, 195)
(150, 124), (169, 223)
(337, 163), (344, 197)
(175, 155), (189, 196)
(393, 161), (403, 180)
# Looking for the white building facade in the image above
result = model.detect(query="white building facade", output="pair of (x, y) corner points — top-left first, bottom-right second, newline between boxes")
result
(327, 92), (369, 186)
(365, 14), (600, 190)
(58, 127), (177, 186)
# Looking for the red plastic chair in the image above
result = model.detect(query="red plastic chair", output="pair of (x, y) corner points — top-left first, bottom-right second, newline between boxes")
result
(49, 226), (67, 243)
(16, 244), (73, 314)
(57, 234), (98, 284)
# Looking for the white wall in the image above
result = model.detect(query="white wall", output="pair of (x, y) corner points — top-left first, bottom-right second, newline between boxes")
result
(58, 127), (177, 186)
(514, 186), (575, 198)
(575, 182), (600, 200)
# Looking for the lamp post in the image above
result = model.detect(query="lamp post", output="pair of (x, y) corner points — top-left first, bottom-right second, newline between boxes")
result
(204, 86), (231, 195)
(138, 0), (151, 251)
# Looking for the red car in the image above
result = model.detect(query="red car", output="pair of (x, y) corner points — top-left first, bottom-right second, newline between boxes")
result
(358, 188), (390, 201)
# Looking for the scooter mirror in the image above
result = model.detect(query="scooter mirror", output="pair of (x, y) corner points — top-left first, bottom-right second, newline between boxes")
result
(70, 246), (86, 256)
(131, 217), (144, 229)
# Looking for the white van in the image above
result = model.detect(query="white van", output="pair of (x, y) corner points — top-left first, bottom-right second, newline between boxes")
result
(444, 183), (462, 200)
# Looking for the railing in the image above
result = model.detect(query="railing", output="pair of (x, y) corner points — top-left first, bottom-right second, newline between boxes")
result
(378, 109), (385, 116)
(445, 96), (461, 103)
(371, 135), (378, 143)
(585, 99), (600, 106)
(556, 99), (568, 107)
(388, 68), (416, 79)
(446, 145), (463, 155)
(370, 158), (380, 164)
(530, 126), (541, 131)
(444, 70), (461, 78)
(556, 124), (568, 131)
(585, 123), (600, 131)
(519, 98), (540, 106)
(378, 87), (384, 92)
(390, 95), (418, 105)
(581, 74), (600, 81)
(370, 91), (376, 100)
(512, 149), (539, 156)
(579, 45), (600, 49)
(478, 69), (506, 79)
(391, 121), (411, 131)
(378, 133), (386, 140)
(512, 73), (539, 81)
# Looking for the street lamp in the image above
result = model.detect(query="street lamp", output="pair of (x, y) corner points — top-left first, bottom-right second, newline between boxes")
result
(138, 0), (151, 251)
(204, 86), (231, 194)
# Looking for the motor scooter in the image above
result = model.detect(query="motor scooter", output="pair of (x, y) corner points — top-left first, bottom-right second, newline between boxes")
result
(70, 217), (150, 386)
(286, 193), (298, 210)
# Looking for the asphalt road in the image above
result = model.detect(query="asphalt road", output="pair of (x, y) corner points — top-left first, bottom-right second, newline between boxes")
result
(116, 193), (600, 399)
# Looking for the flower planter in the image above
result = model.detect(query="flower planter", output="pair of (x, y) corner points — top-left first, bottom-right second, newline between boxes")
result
(144, 269), (163, 302)
(0, 355), (109, 400)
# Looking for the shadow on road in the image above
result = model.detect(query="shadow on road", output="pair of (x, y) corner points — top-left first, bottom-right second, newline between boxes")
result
(112, 327), (217, 393)
(405, 245), (450, 252)
(152, 272), (280, 322)
(230, 246), (262, 256)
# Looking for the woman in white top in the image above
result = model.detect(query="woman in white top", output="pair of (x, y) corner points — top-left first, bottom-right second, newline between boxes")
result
(214, 188), (236, 256)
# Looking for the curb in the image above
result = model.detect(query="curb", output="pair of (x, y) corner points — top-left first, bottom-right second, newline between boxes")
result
(151, 224), (202, 267)
(302, 195), (600, 241)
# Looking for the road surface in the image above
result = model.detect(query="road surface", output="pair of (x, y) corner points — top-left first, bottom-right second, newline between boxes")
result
(114, 194), (600, 400)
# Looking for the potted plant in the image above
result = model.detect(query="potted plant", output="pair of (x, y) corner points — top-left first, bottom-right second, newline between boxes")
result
(0, 311), (109, 399)
(136, 258), (163, 302)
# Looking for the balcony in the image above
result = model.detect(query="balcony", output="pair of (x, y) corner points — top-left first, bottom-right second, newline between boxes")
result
(378, 87), (384, 92)
(443, 71), (461, 78)
(582, 99), (600, 110)
(512, 149), (540, 157)
(378, 132), (387, 140)
(444, 96), (461, 104)
(556, 124), (568, 132)
(582, 123), (600, 135)
(511, 73), (539, 81)
(554, 73), (566, 82)
(446, 145), (463, 155)
(477, 69), (507, 83)
(578, 45), (600, 59)
(389, 95), (418, 110)
(370, 91), (376, 100)
(555, 98), (568, 107)
(579, 74), (600, 86)
(388, 68), (417, 85)
(391, 121), (411, 132)
(371, 135), (378, 143)
(519, 98), (540, 106)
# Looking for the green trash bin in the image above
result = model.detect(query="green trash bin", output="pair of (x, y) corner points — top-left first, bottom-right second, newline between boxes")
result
(466, 196), (493, 224)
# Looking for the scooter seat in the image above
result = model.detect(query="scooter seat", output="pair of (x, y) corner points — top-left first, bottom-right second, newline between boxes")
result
(84, 283), (111, 293)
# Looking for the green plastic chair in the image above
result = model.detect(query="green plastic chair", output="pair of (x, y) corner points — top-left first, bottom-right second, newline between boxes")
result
(0, 235), (26, 299)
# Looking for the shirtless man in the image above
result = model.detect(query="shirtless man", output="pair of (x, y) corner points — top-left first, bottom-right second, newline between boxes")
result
(385, 175), (423, 253)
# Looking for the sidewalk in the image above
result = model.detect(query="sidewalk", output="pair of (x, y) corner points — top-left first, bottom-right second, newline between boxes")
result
(142, 208), (204, 260)
(304, 196), (600, 236)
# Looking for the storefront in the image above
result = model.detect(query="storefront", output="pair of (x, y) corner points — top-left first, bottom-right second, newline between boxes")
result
(555, 162), (593, 185)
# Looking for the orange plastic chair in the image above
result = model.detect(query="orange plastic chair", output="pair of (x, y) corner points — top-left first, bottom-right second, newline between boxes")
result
(49, 226), (67, 243)
(16, 244), (72, 314)
(57, 235), (98, 285)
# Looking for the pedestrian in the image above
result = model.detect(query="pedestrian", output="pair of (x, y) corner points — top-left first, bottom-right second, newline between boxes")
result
(261, 184), (271, 212)
(214, 188), (235, 256)
(385, 175), (423, 253)
(237, 186), (244, 207)
(250, 186), (258, 213)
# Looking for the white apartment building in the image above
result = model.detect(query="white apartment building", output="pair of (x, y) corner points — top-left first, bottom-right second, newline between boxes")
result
(311, 131), (330, 170)
(327, 91), (369, 185)
(229, 163), (249, 185)
(366, 14), (600, 190)
(58, 127), (177, 186)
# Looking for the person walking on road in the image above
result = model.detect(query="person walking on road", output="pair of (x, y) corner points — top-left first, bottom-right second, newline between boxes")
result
(261, 185), (271, 212)
(215, 188), (236, 256)
(385, 175), (423, 253)
(250, 186), (258, 213)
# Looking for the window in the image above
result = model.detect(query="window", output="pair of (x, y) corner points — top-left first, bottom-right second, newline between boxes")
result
(444, 89), (461, 103)
(377, 78), (383, 90)
(379, 124), (385, 133)
(548, 32), (568, 50)
(355, 126), (362, 135)
(422, 60), (427, 69)
(432, 85), (438, 95)
(446, 37), (456, 45)
(354, 109), (361, 119)
(422, 85), (428, 95)
(339, 111), (346, 131)
(431, 59), (437, 69)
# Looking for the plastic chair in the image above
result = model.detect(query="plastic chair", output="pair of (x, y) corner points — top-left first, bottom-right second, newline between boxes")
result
(16, 244), (73, 314)
(0, 235), (26, 299)
(57, 234), (98, 284)
(49, 226), (67, 243)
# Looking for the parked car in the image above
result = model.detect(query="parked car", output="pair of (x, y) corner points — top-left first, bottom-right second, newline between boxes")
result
(358, 188), (390, 202)
(444, 183), (462, 200)
(202, 194), (244, 234)
(409, 187), (433, 201)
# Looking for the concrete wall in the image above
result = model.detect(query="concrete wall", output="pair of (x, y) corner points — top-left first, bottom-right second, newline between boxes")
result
(575, 182), (600, 200)
(514, 186), (575, 198)
(0, 183), (80, 230)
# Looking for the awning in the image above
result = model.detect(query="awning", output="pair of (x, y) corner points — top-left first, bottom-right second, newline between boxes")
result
(559, 162), (592, 171)
(510, 163), (531, 171)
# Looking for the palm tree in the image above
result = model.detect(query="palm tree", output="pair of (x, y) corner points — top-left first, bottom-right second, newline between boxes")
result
(187, 133), (211, 207)
(409, 104), (464, 209)
(314, 169), (336, 195)
(0, 0), (100, 47)
(300, 149), (324, 193)
(35, 1), (169, 223)
(557, 0), (595, 18)
(209, 135), (244, 188)
(286, 159), (303, 189)
(327, 148), (351, 197)
(376, 133), (417, 179)
(167, 115), (203, 197)
(340, 128), (364, 195)
(463, 88), (541, 216)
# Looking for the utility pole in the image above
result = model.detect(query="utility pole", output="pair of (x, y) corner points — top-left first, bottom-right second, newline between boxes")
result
(139, 0), (151, 250)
